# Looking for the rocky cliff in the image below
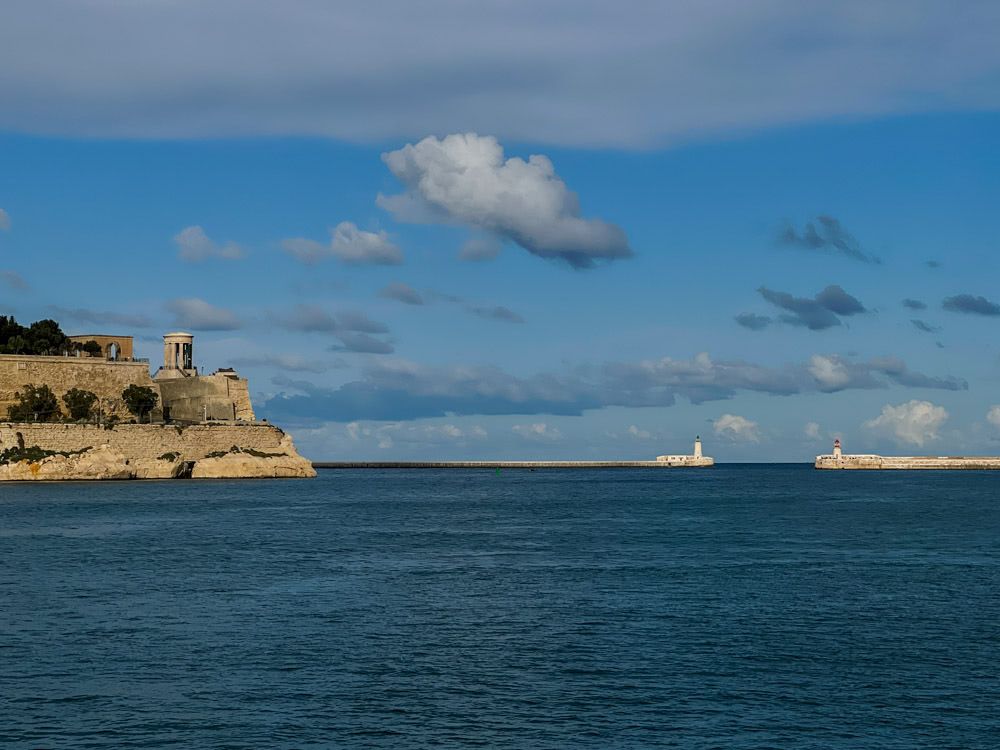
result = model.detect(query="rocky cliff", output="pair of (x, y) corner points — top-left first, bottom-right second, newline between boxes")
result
(0, 422), (316, 480)
(0, 445), (133, 480)
(190, 438), (315, 479)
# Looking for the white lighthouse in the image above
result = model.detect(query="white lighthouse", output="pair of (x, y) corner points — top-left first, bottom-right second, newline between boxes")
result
(656, 436), (714, 467)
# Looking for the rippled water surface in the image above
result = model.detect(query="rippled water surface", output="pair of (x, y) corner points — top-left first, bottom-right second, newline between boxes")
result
(2, 465), (999, 748)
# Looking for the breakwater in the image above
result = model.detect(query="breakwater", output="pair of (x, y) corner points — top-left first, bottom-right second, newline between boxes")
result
(815, 454), (1000, 470)
(314, 461), (713, 469)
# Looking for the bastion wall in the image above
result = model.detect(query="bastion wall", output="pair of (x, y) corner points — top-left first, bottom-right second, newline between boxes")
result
(0, 355), (255, 424)
(0, 422), (290, 461)
(0, 355), (154, 419)
(156, 374), (255, 422)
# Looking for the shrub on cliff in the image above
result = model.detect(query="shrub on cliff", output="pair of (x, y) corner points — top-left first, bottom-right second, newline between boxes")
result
(122, 384), (158, 423)
(63, 388), (98, 421)
(7, 384), (61, 422)
(0, 445), (90, 465)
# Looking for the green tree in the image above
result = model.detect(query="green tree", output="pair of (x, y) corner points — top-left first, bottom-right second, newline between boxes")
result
(81, 340), (103, 356)
(1, 315), (72, 355)
(25, 319), (69, 355)
(122, 384), (158, 422)
(63, 388), (98, 420)
(4, 334), (29, 354)
(0, 315), (26, 351)
(7, 384), (61, 422)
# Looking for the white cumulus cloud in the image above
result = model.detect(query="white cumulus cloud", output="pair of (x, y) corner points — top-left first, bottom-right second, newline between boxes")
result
(808, 355), (853, 390)
(713, 414), (760, 443)
(379, 282), (424, 306)
(987, 406), (1000, 429)
(229, 353), (338, 374)
(283, 221), (402, 265)
(0, 208), (10, 231)
(378, 133), (630, 268)
(459, 236), (503, 262)
(345, 421), (488, 450)
(804, 421), (822, 440)
(173, 225), (244, 262)
(864, 400), (948, 447)
(165, 298), (241, 331)
(512, 422), (562, 441)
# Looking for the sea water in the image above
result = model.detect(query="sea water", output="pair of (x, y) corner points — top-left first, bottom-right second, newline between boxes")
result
(2, 465), (998, 748)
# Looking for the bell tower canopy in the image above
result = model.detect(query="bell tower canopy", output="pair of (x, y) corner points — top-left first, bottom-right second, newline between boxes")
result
(162, 331), (196, 376)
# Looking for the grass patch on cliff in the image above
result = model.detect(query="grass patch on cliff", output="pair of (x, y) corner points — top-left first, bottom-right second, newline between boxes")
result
(205, 445), (285, 459)
(0, 445), (92, 465)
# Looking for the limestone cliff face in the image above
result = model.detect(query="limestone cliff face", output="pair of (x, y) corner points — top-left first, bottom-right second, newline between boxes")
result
(130, 455), (187, 479)
(0, 423), (315, 480)
(191, 453), (316, 479)
(192, 434), (316, 478)
(0, 445), (133, 481)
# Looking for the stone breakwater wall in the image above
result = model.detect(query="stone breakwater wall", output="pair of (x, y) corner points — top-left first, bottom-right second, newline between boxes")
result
(314, 460), (715, 469)
(0, 422), (315, 479)
(0, 355), (153, 419)
(816, 454), (1000, 470)
(655, 457), (714, 467)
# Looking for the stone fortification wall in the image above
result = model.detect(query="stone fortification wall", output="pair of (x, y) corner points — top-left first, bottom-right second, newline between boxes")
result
(655, 455), (714, 466)
(229, 378), (254, 421)
(0, 355), (154, 419)
(815, 454), (884, 469)
(0, 356), (255, 424)
(816, 454), (1000, 470)
(157, 374), (255, 422)
(0, 422), (292, 461)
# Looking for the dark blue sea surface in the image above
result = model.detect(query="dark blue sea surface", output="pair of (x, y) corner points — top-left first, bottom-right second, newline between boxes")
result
(2, 465), (999, 748)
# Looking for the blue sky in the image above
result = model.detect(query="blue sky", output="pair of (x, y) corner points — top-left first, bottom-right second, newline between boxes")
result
(2, 1), (1000, 460)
